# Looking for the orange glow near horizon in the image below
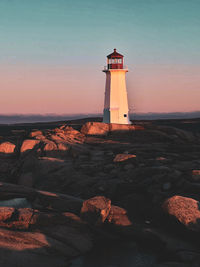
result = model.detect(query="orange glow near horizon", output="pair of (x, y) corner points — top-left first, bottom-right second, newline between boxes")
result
(0, 64), (199, 114)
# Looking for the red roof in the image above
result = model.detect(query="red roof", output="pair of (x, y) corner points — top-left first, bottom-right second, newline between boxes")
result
(107, 48), (124, 58)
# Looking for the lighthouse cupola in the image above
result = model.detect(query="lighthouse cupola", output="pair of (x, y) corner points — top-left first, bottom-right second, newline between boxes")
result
(107, 48), (123, 69)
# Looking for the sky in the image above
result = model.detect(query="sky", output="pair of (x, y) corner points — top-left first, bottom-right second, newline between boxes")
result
(0, 0), (199, 114)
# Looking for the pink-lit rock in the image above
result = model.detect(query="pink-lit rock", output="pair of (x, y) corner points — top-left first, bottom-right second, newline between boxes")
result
(20, 140), (40, 153)
(0, 142), (16, 154)
(163, 195), (200, 231)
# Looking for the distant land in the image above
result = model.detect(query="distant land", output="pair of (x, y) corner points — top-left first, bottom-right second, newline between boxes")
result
(0, 111), (200, 124)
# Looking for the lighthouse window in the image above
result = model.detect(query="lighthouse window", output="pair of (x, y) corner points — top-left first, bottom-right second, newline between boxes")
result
(118, 59), (122, 63)
(124, 114), (127, 117)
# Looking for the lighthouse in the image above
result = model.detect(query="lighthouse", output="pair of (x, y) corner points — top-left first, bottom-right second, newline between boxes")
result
(103, 49), (131, 124)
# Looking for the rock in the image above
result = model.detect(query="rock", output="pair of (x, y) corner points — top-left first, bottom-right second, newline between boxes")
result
(43, 140), (57, 151)
(42, 140), (59, 157)
(156, 157), (167, 161)
(63, 126), (82, 136)
(90, 150), (104, 161)
(0, 161), (10, 173)
(0, 182), (83, 214)
(42, 140), (69, 157)
(0, 182), (36, 200)
(36, 156), (67, 179)
(162, 182), (171, 191)
(192, 170), (200, 182)
(0, 203), (89, 232)
(156, 262), (191, 267)
(56, 142), (69, 152)
(0, 207), (15, 221)
(81, 122), (109, 135)
(110, 124), (144, 132)
(163, 195), (200, 231)
(81, 122), (144, 136)
(80, 196), (111, 225)
(0, 207), (33, 230)
(50, 134), (64, 141)
(104, 164), (116, 172)
(106, 151), (114, 156)
(109, 123), (136, 132)
(113, 153), (136, 162)
(158, 126), (196, 143)
(124, 163), (134, 171)
(46, 126), (85, 145)
(107, 205), (132, 226)
(0, 198), (32, 208)
(175, 250), (200, 263)
(120, 193), (152, 220)
(34, 190), (83, 214)
(40, 218), (93, 255)
(35, 134), (47, 140)
(29, 130), (43, 138)
(18, 172), (34, 187)
(21, 154), (39, 172)
(20, 140), (40, 153)
(0, 142), (16, 154)
(0, 210), (93, 267)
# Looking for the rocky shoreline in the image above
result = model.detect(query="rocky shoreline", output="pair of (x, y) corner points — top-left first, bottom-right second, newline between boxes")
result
(0, 118), (200, 266)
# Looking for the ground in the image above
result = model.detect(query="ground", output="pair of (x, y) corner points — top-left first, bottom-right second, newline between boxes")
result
(0, 117), (200, 266)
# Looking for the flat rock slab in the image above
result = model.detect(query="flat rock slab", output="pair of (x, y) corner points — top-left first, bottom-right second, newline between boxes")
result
(0, 182), (83, 214)
(0, 228), (76, 267)
(113, 153), (136, 162)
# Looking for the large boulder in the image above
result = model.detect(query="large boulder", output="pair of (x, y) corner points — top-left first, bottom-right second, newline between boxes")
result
(81, 122), (144, 136)
(81, 122), (109, 135)
(0, 209), (93, 267)
(18, 172), (34, 187)
(80, 196), (111, 225)
(54, 126), (85, 144)
(20, 140), (40, 153)
(43, 140), (57, 152)
(0, 207), (34, 230)
(0, 142), (16, 154)
(29, 130), (43, 138)
(42, 140), (69, 157)
(107, 205), (131, 226)
(163, 195), (200, 231)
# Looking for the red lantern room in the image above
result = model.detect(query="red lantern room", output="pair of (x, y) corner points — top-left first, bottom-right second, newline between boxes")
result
(107, 48), (124, 69)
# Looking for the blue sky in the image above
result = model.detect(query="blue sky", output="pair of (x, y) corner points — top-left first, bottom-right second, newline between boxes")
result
(0, 0), (199, 66)
(0, 0), (199, 114)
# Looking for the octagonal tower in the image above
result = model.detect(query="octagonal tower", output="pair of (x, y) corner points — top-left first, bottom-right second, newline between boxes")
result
(103, 49), (130, 124)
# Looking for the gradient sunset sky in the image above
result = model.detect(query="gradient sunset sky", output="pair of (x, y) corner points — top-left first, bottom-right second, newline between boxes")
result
(0, 0), (199, 114)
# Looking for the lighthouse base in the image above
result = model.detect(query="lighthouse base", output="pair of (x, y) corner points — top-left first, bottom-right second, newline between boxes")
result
(103, 108), (131, 124)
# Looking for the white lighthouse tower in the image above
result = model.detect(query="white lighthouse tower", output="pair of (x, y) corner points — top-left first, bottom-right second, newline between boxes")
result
(103, 49), (131, 124)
